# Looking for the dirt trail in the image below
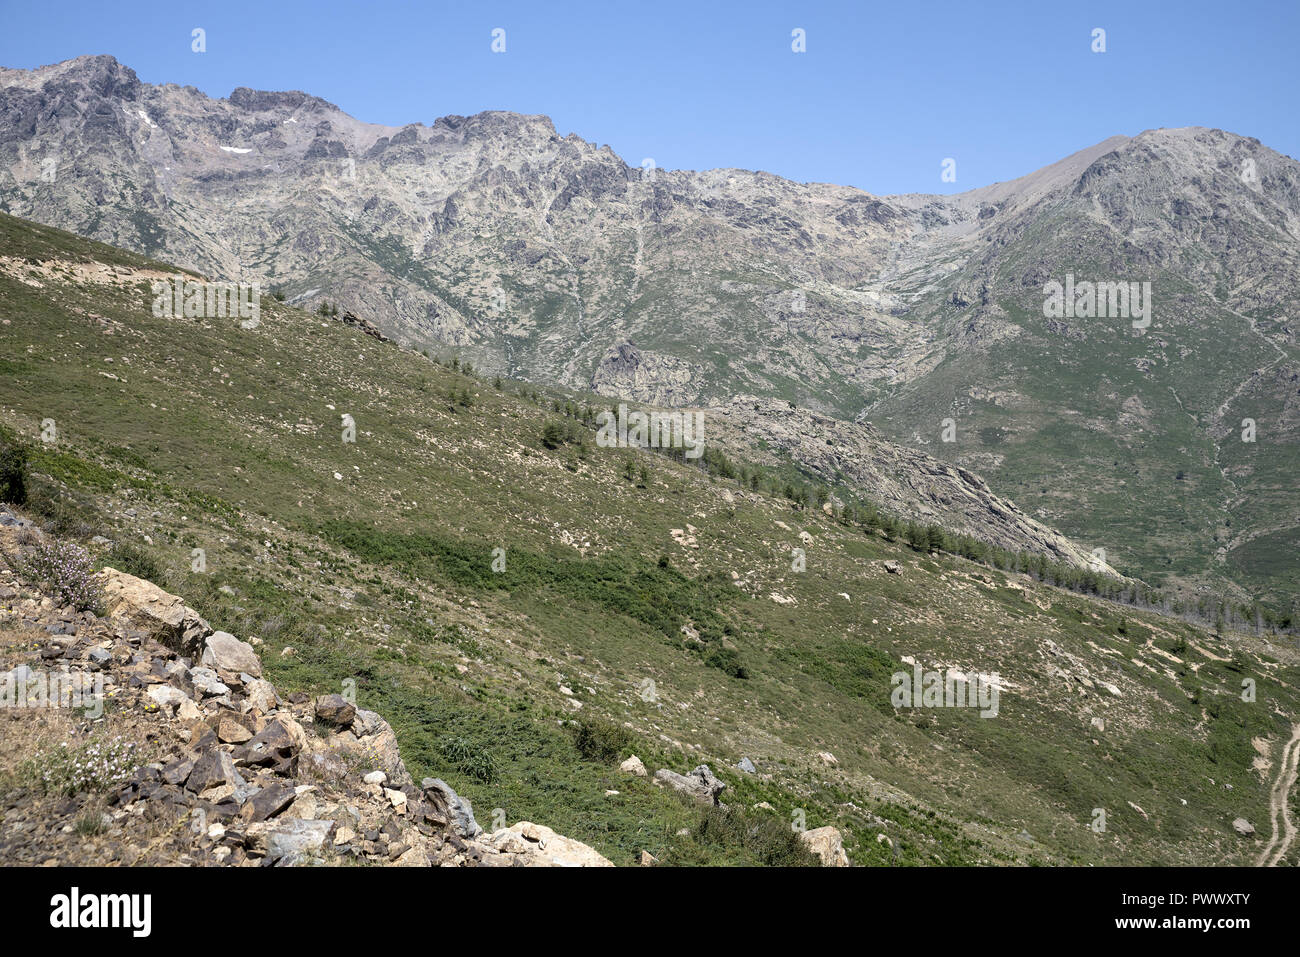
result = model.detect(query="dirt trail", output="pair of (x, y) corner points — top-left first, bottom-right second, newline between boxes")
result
(1257, 723), (1300, 866)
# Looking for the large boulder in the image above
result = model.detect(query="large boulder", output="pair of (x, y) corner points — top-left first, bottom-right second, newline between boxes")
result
(799, 825), (850, 866)
(479, 821), (614, 867)
(313, 693), (356, 728)
(99, 568), (211, 658)
(653, 764), (726, 806)
(320, 708), (409, 786)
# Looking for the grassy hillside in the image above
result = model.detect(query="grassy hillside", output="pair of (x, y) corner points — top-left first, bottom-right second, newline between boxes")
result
(2, 210), (1297, 865)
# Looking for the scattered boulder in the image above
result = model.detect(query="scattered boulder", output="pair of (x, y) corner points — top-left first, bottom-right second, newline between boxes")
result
(217, 715), (253, 744)
(313, 693), (356, 729)
(421, 777), (481, 838)
(189, 667), (231, 699)
(882, 560), (902, 575)
(800, 825), (850, 866)
(145, 684), (192, 714)
(252, 818), (335, 866)
(653, 764), (726, 806)
(187, 750), (244, 793)
(619, 755), (647, 777)
(480, 822), (614, 867)
(244, 677), (279, 712)
(1232, 817), (1255, 836)
(239, 783), (297, 823)
(322, 708), (406, 785)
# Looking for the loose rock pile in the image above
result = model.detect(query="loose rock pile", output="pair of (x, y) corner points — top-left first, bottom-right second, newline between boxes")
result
(0, 511), (611, 867)
(339, 311), (391, 343)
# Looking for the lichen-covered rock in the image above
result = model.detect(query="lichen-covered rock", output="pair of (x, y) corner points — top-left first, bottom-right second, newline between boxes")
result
(619, 755), (647, 777)
(421, 777), (480, 838)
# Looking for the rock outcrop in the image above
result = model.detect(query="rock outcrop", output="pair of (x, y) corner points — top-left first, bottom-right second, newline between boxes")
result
(709, 397), (1107, 569)
(0, 514), (612, 867)
(99, 567), (212, 658)
(590, 342), (703, 407)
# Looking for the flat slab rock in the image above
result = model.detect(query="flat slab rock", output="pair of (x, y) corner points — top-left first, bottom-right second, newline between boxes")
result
(201, 631), (262, 678)
(479, 822), (613, 867)
(653, 764), (726, 806)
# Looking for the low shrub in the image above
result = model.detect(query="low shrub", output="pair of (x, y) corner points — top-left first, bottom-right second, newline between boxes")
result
(571, 719), (635, 763)
(22, 539), (102, 611)
(25, 737), (142, 795)
(441, 736), (497, 784)
(104, 541), (164, 584)
(0, 425), (28, 505)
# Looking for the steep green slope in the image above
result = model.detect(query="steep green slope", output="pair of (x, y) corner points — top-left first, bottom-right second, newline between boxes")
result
(2, 211), (1298, 866)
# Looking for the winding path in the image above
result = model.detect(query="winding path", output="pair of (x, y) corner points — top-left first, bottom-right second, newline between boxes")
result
(1257, 723), (1300, 866)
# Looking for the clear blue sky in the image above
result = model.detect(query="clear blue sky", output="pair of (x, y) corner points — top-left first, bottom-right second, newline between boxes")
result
(2, 0), (1297, 195)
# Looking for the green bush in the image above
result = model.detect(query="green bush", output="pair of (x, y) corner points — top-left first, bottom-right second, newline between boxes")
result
(692, 806), (820, 866)
(541, 421), (567, 449)
(104, 541), (164, 584)
(704, 645), (749, 679)
(0, 425), (28, 505)
(571, 719), (635, 763)
(22, 480), (102, 538)
(21, 736), (143, 795)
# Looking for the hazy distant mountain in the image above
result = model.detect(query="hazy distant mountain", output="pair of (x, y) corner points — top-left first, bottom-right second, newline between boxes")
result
(2, 55), (1297, 604)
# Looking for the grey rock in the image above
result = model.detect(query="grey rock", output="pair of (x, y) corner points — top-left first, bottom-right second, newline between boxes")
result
(260, 818), (335, 866)
(421, 777), (481, 838)
(653, 764), (726, 806)
(187, 750), (245, 793)
(313, 693), (356, 728)
(189, 666), (230, 698)
(201, 631), (262, 677)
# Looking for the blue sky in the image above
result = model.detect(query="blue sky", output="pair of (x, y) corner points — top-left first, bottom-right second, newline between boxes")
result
(2, 0), (1297, 195)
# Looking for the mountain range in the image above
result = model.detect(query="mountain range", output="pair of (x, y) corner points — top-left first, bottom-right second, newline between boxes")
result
(1, 54), (1296, 609)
